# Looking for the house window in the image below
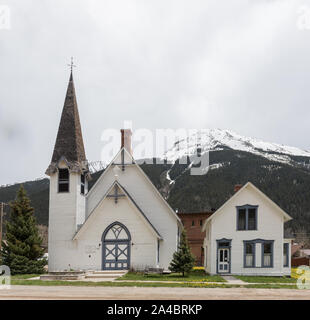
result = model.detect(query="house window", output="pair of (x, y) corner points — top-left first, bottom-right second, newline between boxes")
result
(248, 208), (256, 230)
(81, 174), (85, 194)
(244, 242), (255, 267)
(200, 220), (203, 226)
(283, 243), (289, 267)
(262, 241), (273, 267)
(237, 205), (258, 230)
(219, 241), (230, 247)
(192, 220), (195, 226)
(238, 209), (246, 230)
(58, 169), (69, 192)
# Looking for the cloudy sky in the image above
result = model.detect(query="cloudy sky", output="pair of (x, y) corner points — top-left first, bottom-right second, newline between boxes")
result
(1, 0), (310, 185)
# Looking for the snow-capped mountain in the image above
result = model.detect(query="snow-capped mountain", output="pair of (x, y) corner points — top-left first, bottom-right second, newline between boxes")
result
(163, 128), (310, 166)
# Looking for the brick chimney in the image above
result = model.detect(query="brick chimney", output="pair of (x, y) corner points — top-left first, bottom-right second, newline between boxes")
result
(121, 129), (132, 155)
(234, 184), (243, 193)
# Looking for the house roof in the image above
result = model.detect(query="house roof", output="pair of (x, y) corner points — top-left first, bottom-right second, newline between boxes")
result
(46, 71), (88, 175)
(291, 244), (302, 255)
(73, 180), (163, 240)
(300, 249), (310, 256)
(202, 181), (293, 231)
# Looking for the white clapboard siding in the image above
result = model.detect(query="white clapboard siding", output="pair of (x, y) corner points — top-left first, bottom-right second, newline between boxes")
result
(204, 182), (292, 276)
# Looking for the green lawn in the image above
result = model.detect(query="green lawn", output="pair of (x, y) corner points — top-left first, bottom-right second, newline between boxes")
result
(234, 275), (296, 283)
(10, 279), (302, 289)
(11, 279), (234, 288)
(245, 284), (298, 289)
(117, 269), (225, 282)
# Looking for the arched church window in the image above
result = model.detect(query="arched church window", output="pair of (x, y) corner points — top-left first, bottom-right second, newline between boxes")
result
(104, 224), (130, 241)
(58, 168), (69, 192)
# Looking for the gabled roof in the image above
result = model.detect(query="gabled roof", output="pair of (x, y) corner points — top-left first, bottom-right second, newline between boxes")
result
(202, 182), (292, 231)
(86, 147), (182, 226)
(73, 180), (162, 240)
(46, 71), (88, 175)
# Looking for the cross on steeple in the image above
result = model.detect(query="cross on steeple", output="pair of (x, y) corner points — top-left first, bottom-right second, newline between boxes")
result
(67, 57), (76, 72)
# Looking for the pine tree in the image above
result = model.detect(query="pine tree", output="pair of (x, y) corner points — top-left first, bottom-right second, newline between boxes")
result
(0, 185), (46, 274)
(169, 230), (195, 276)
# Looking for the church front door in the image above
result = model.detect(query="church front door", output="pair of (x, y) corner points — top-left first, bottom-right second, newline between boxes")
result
(102, 222), (131, 270)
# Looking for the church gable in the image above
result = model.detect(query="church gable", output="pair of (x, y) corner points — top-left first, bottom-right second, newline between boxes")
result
(86, 147), (181, 227)
(74, 181), (162, 240)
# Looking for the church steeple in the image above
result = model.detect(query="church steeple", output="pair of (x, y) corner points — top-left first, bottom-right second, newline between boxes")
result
(46, 70), (88, 175)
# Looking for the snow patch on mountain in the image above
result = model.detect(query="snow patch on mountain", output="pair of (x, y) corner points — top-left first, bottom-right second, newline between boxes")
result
(208, 162), (230, 171)
(166, 169), (175, 185)
(163, 128), (310, 165)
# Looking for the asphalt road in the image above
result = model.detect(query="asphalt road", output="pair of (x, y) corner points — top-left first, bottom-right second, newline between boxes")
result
(0, 285), (310, 300)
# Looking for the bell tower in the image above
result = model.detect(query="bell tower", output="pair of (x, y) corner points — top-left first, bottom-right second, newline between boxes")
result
(46, 68), (90, 271)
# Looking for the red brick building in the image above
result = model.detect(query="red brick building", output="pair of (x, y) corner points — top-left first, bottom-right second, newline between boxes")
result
(177, 211), (214, 266)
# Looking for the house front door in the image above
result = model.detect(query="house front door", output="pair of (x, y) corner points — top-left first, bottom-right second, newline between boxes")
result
(218, 248), (230, 273)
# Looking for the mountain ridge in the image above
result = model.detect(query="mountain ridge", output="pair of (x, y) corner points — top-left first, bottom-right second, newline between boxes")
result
(1, 129), (310, 236)
(163, 128), (310, 168)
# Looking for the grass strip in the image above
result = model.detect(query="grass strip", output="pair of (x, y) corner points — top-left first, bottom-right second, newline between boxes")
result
(234, 275), (296, 283)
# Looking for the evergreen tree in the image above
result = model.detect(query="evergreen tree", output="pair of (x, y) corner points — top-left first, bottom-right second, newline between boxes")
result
(169, 230), (195, 276)
(0, 185), (46, 274)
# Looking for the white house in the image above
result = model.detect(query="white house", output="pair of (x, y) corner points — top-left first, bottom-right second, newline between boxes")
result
(46, 71), (182, 272)
(202, 182), (292, 276)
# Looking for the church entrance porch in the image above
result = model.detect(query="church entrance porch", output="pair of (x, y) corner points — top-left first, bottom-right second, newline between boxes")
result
(102, 222), (131, 270)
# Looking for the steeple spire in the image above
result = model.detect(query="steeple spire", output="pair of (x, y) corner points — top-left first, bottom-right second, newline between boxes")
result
(46, 68), (88, 175)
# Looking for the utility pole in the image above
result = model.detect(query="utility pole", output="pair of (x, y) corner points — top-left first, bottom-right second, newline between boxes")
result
(0, 202), (5, 252)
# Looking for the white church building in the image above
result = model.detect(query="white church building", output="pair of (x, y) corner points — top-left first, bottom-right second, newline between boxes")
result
(46, 71), (292, 276)
(46, 72), (182, 272)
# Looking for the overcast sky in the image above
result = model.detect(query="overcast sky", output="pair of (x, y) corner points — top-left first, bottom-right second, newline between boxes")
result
(1, 0), (310, 185)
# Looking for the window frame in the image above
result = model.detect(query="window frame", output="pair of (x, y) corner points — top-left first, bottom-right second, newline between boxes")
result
(58, 168), (70, 193)
(236, 205), (258, 231)
(261, 240), (274, 268)
(283, 243), (289, 267)
(242, 239), (275, 269)
(243, 241), (256, 268)
(81, 173), (85, 195)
